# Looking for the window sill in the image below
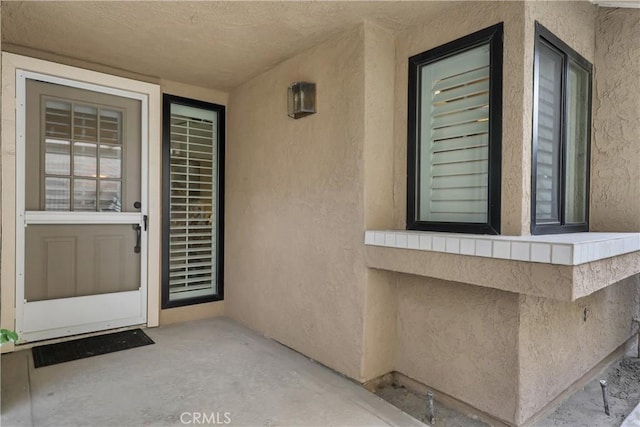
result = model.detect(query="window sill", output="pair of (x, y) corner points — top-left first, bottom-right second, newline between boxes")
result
(364, 230), (640, 265)
(364, 230), (640, 301)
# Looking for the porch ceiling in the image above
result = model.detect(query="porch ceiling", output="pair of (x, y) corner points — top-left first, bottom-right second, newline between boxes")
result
(2, 1), (455, 91)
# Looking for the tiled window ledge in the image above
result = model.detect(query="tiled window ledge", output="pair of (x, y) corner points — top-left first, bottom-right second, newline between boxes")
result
(364, 231), (640, 266)
(364, 230), (640, 301)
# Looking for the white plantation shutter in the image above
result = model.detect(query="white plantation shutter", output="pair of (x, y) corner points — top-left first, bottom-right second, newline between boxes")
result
(535, 43), (562, 223)
(168, 104), (218, 301)
(419, 44), (490, 223)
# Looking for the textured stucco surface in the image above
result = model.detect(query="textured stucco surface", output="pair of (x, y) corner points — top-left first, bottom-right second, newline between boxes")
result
(395, 275), (520, 423)
(368, 246), (574, 301)
(368, 244), (640, 301)
(159, 301), (224, 325)
(517, 276), (640, 424)
(513, 7), (640, 424)
(393, 1), (528, 235)
(360, 22), (398, 381)
(362, 269), (397, 381)
(1, 1), (458, 91)
(225, 27), (367, 380)
(591, 8), (640, 232)
(573, 252), (640, 300)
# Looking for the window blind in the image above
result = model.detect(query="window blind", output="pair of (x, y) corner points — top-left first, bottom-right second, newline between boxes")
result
(535, 43), (562, 223)
(168, 105), (218, 301)
(419, 44), (490, 223)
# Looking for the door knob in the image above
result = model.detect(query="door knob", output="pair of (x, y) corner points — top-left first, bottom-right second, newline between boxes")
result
(134, 201), (141, 209)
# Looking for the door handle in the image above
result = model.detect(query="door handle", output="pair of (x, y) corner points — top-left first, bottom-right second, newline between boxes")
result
(132, 224), (141, 254)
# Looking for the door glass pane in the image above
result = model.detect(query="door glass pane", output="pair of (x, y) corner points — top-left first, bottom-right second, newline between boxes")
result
(45, 100), (71, 139)
(168, 103), (218, 302)
(565, 61), (589, 224)
(45, 177), (70, 211)
(74, 179), (97, 211)
(99, 181), (122, 212)
(100, 145), (122, 178)
(74, 142), (97, 177)
(535, 43), (563, 224)
(41, 100), (125, 212)
(100, 109), (122, 144)
(45, 139), (71, 175)
(74, 105), (98, 142)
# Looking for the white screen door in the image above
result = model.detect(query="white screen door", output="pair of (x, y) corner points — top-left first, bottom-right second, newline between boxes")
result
(16, 71), (149, 342)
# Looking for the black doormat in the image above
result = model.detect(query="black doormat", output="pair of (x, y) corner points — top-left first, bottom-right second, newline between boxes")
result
(32, 329), (154, 368)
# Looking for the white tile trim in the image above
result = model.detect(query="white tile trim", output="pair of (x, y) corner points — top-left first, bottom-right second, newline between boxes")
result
(363, 230), (640, 266)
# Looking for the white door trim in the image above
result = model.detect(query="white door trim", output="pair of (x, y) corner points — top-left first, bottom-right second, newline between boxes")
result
(15, 69), (150, 342)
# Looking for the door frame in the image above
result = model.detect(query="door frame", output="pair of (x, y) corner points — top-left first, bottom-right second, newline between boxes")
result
(1, 53), (162, 347)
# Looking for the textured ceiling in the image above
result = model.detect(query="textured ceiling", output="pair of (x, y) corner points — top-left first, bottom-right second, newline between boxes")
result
(1, 1), (457, 91)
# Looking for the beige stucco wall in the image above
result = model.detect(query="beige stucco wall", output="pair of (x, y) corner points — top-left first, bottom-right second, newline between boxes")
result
(514, 6), (640, 424)
(591, 8), (640, 232)
(517, 276), (640, 424)
(360, 21), (398, 381)
(395, 275), (520, 423)
(393, 1), (528, 235)
(225, 26), (368, 379)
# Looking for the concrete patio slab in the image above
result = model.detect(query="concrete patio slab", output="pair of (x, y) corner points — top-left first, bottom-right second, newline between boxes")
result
(1, 318), (424, 427)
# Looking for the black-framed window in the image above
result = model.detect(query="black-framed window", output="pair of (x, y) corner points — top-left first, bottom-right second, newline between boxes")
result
(162, 94), (225, 308)
(532, 23), (592, 235)
(407, 23), (503, 235)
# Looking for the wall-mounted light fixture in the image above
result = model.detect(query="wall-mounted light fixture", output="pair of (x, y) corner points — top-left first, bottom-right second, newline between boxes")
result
(287, 82), (316, 119)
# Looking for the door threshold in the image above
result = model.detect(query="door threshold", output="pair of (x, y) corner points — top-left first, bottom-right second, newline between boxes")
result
(11, 324), (148, 351)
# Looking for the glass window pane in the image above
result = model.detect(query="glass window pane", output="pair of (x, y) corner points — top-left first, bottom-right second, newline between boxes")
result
(45, 177), (70, 211)
(565, 61), (589, 224)
(418, 44), (491, 224)
(100, 145), (122, 178)
(74, 105), (98, 141)
(45, 139), (70, 175)
(100, 109), (122, 144)
(535, 43), (563, 224)
(74, 179), (97, 211)
(74, 142), (97, 177)
(45, 100), (71, 139)
(168, 103), (218, 302)
(99, 181), (122, 212)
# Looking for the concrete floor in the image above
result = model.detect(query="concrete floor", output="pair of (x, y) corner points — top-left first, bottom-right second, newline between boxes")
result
(1, 318), (424, 427)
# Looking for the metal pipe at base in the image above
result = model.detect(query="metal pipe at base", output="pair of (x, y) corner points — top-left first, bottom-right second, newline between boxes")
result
(426, 391), (435, 424)
(600, 380), (610, 416)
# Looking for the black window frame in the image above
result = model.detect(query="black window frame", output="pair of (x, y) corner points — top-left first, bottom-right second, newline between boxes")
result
(407, 23), (503, 235)
(531, 22), (592, 235)
(162, 94), (225, 309)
